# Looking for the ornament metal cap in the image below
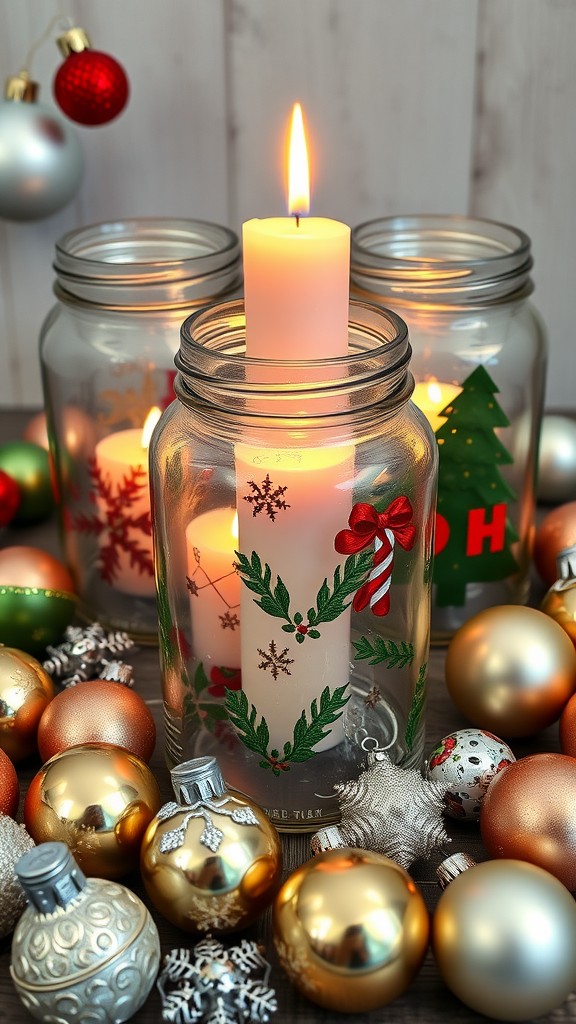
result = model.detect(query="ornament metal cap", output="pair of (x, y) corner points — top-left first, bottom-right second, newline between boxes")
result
(555, 545), (576, 586)
(171, 756), (226, 805)
(436, 851), (477, 890)
(57, 27), (91, 57)
(310, 826), (345, 855)
(16, 841), (87, 913)
(4, 71), (38, 103)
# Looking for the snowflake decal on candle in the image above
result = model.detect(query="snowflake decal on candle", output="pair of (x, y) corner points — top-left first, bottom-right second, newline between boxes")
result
(257, 640), (294, 680)
(243, 474), (290, 521)
(186, 553), (240, 632)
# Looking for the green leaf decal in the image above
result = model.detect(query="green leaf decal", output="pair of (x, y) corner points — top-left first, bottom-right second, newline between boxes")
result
(404, 662), (427, 751)
(353, 635), (414, 669)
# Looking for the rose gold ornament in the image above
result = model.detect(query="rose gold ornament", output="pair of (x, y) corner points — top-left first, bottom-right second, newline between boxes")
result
(24, 742), (161, 878)
(534, 502), (576, 586)
(0, 647), (55, 762)
(445, 605), (576, 737)
(0, 748), (19, 817)
(37, 679), (156, 762)
(0, 545), (74, 592)
(481, 753), (576, 890)
(141, 756), (282, 933)
(273, 848), (429, 1013)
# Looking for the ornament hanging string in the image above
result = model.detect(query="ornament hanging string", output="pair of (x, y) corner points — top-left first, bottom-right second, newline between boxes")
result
(22, 12), (73, 76)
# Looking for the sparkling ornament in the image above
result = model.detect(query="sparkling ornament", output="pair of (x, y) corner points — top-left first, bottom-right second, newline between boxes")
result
(54, 27), (129, 126)
(541, 545), (576, 648)
(0, 546), (76, 654)
(0, 647), (55, 762)
(310, 751), (449, 867)
(534, 501), (576, 586)
(537, 414), (576, 504)
(24, 742), (161, 878)
(273, 848), (429, 1013)
(11, 842), (160, 1023)
(445, 605), (576, 737)
(0, 73), (83, 221)
(42, 621), (134, 688)
(0, 470), (21, 527)
(37, 679), (156, 762)
(433, 853), (576, 1021)
(157, 938), (277, 1024)
(0, 748), (19, 818)
(141, 755), (282, 933)
(426, 728), (515, 820)
(481, 752), (576, 890)
(0, 815), (34, 938)
(0, 441), (53, 522)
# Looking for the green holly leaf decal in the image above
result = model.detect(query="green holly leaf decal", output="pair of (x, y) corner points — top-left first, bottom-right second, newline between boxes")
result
(353, 635), (414, 669)
(404, 662), (427, 751)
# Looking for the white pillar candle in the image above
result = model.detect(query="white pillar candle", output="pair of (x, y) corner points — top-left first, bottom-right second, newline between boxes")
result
(186, 507), (241, 671)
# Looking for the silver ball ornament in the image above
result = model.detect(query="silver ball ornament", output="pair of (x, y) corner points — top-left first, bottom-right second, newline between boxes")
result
(537, 414), (576, 504)
(0, 99), (83, 221)
(426, 728), (515, 820)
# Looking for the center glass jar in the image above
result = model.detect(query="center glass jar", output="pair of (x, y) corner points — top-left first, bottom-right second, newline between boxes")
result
(150, 298), (437, 831)
(351, 215), (547, 642)
(40, 218), (241, 639)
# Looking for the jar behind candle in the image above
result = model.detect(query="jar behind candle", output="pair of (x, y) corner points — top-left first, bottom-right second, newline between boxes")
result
(150, 299), (437, 831)
(40, 218), (241, 639)
(351, 215), (547, 642)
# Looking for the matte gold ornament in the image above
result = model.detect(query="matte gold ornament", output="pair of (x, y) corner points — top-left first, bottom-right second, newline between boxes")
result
(0, 814), (34, 938)
(0, 647), (55, 762)
(445, 605), (576, 736)
(23, 742), (161, 879)
(433, 854), (576, 1020)
(310, 751), (449, 867)
(480, 752), (576, 890)
(273, 848), (429, 1013)
(140, 755), (282, 933)
(541, 545), (576, 648)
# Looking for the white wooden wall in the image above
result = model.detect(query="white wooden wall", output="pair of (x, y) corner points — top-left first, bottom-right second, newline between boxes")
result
(0, 0), (574, 408)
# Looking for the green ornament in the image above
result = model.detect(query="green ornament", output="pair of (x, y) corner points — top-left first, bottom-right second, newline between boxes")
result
(0, 441), (54, 524)
(0, 586), (76, 654)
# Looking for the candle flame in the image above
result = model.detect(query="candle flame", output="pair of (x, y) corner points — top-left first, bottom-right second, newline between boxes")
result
(288, 102), (310, 217)
(141, 406), (162, 448)
(231, 510), (239, 540)
(427, 382), (443, 405)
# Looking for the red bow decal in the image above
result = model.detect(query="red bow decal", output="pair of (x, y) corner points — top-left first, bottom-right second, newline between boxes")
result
(335, 497), (416, 616)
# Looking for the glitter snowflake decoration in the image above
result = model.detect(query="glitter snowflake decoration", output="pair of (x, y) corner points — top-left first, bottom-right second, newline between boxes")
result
(158, 936), (277, 1024)
(72, 456), (153, 585)
(257, 641), (294, 680)
(243, 475), (290, 521)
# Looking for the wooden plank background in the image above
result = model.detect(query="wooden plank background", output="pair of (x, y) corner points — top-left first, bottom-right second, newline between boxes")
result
(0, 0), (573, 409)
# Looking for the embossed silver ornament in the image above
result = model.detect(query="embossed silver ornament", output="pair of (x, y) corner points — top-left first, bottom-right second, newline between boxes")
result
(310, 750), (449, 867)
(10, 842), (160, 1023)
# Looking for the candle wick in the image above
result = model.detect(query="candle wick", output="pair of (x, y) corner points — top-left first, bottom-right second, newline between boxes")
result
(294, 213), (300, 228)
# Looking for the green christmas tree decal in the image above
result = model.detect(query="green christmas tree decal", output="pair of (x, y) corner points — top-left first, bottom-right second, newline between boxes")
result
(433, 365), (519, 607)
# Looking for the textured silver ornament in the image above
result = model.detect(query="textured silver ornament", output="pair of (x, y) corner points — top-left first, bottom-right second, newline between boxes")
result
(310, 751), (450, 867)
(0, 815), (35, 938)
(157, 797), (259, 855)
(157, 936), (277, 1024)
(43, 622), (134, 688)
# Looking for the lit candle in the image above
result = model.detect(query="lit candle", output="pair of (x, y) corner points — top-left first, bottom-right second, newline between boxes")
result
(236, 104), (354, 753)
(412, 380), (461, 434)
(185, 507), (241, 671)
(93, 407), (160, 596)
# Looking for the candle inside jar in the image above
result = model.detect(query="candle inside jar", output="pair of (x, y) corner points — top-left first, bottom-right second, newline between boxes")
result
(412, 380), (461, 434)
(186, 507), (241, 672)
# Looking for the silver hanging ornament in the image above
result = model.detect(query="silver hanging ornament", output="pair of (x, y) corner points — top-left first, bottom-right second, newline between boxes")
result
(311, 751), (450, 868)
(0, 72), (83, 221)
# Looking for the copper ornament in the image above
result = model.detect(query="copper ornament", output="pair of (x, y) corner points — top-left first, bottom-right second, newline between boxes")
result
(534, 501), (576, 586)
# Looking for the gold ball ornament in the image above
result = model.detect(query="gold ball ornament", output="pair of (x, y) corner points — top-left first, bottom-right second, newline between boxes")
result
(23, 742), (161, 879)
(433, 857), (576, 1020)
(540, 545), (576, 648)
(141, 756), (282, 934)
(0, 546), (76, 654)
(0, 647), (55, 762)
(37, 679), (156, 762)
(534, 501), (576, 586)
(273, 848), (429, 1014)
(445, 605), (576, 737)
(480, 753), (576, 889)
(0, 814), (34, 938)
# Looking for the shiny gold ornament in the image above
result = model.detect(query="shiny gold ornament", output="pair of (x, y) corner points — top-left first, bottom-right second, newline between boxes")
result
(23, 742), (161, 879)
(445, 605), (576, 737)
(0, 647), (55, 762)
(140, 756), (282, 933)
(534, 501), (576, 586)
(541, 545), (576, 648)
(273, 848), (429, 1013)
(0, 814), (34, 938)
(433, 855), (576, 1020)
(480, 752), (576, 890)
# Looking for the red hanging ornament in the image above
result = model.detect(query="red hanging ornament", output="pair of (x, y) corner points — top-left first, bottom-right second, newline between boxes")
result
(53, 27), (129, 126)
(0, 470), (21, 527)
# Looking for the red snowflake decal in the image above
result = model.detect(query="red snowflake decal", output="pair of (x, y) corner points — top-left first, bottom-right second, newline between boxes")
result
(72, 456), (153, 585)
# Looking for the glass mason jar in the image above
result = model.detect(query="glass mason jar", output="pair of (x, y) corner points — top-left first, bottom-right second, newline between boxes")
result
(350, 215), (547, 643)
(40, 218), (241, 639)
(150, 298), (437, 831)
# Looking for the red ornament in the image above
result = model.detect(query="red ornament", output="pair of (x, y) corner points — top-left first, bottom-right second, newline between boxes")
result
(53, 29), (129, 126)
(0, 470), (20, 527)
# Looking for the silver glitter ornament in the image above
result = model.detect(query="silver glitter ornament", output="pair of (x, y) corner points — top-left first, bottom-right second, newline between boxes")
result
(311, 751), (449, 867)
(157, 935), (277, 1024)
(43, 622), (134, 687)
(0, 814), (34, 938)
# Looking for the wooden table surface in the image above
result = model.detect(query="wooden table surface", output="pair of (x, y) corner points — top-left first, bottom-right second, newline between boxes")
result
(0, 407), (573, 1024)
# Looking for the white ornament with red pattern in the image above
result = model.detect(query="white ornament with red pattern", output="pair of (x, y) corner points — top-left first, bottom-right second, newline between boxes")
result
(426, 728), (515, 821)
